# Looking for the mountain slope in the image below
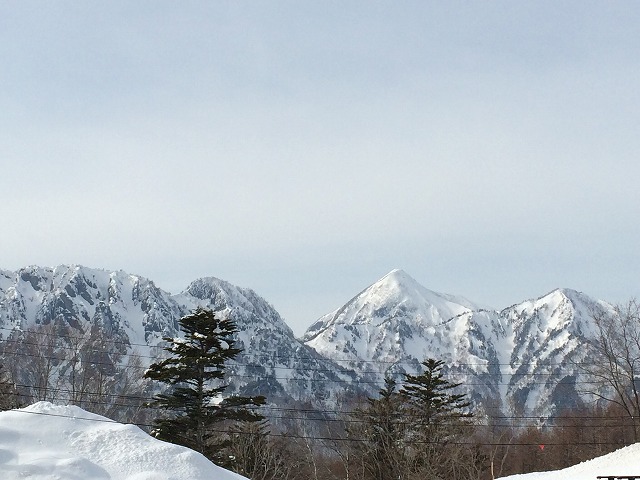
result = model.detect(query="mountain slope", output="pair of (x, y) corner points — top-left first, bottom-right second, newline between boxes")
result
(496, 287), (613, 416)
(303, 269), (504, 408)
(0, 264), (619, 420)
(303, 270), (614, 416)
(0, 265), (359, 413)
(176, 276), (361, 405)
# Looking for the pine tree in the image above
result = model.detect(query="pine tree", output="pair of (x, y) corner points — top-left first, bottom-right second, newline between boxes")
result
(348, 376), (408, 480)
(399, 358), (474, 478)
(346, 361), (476, 480)
(400, 358), (472, 426)
(144, 307), (265, 463)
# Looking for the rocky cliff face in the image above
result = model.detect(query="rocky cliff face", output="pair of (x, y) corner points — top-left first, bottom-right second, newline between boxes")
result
(0, 265), (360, 410)
(303, 270), (613, 417)
(0, 264), (616, 419)
(494, 288), (612, 416)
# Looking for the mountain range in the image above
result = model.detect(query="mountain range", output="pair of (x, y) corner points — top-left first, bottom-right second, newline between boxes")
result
(0, 265), (615, 419)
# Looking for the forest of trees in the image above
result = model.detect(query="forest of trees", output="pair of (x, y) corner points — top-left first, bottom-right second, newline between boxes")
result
(1, 303), (640, 479)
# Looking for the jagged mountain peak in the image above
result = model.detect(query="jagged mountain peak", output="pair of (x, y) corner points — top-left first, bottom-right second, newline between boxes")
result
(304, 269), (481, 343)
(504, 287), (610, 336)
(0, 265), (358, 409)
(9, 264), (161, 296)
(0, 264), (624, 419)
(180, 276), (295, 336)
(302, 269), (493, 381)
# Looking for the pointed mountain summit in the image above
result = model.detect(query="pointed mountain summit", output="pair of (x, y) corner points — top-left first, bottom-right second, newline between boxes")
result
(304, 269), (481, 343)
(496, 287), (614, 416)
(302, 270), (502, 409)
(302, 271), (618, 416)
(0, 264), (622, 420)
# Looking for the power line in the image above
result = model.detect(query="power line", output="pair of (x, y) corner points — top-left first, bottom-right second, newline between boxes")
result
(4, 408), (636, 447)
(0, 348), (607, 388)
(4, 381), (637, 429)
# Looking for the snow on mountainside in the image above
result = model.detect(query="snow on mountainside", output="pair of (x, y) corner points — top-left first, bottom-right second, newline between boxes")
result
(304, 270), (615, 417)
(303, 269), (504, 408)
(0, 401), (247, 480)
(495, 288), (613, 416)
(0, 265), (358, 411)
(176, 276), (361, 404)
(0, 264), (618, 420)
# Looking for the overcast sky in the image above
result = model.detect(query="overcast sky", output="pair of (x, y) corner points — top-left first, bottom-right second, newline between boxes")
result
(2, 2), (640, 335)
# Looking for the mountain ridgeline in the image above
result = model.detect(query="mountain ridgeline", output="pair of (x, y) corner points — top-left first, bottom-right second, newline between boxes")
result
(0, 265), (613, 419)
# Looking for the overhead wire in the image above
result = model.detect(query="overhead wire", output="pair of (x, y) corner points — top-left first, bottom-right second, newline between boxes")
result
(0, 320), (633, 447)
(4, 408), (636, 447)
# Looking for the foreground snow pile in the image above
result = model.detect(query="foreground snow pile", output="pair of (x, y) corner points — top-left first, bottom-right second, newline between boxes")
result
(0, 402), (247, 480)
(499, 442), (640, 479)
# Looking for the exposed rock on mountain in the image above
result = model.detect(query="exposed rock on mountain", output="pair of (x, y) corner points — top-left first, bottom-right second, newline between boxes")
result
(0, 265), (359, 412)
(303, 269), (504, 410)
(495, 287), (612, 417)
(0, 265), (617, 420)
(303, 270), (613, 417)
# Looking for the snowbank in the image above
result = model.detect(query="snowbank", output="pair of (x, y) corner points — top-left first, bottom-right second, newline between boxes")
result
(0, 401), (247, 480)
(498, 442), (640, 480)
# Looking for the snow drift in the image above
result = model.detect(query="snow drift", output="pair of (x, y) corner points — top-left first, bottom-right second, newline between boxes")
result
(498, 442), (640, 479)
(0, 402), (247, 480)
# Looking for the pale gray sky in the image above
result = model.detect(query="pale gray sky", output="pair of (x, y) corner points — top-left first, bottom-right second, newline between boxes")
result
(2, 2), (640, 335)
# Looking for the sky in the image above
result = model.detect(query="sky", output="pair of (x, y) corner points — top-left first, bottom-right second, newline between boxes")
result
(1, 2), (640, 336)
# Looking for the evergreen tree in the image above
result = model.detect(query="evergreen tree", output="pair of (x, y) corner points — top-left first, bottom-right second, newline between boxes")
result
(144, 307), (265, 463)
(400, 358), (472, 426)
(346, 361), (476, 480)
(400, 358), (474, 479)
(348, 376), (408, 480)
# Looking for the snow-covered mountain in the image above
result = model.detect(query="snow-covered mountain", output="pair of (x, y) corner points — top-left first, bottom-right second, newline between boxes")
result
(174, 275), (361, 404)
(495, 287), (612, 416)
(0, 265), (359, 412)
(0, 264), (617, 420)
(303, 269), (504, 410)
(303, 269), (613, 417)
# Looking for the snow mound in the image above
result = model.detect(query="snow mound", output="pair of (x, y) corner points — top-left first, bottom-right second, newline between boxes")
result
(498, 442), (640, 479)
(0, 402), (247, 480)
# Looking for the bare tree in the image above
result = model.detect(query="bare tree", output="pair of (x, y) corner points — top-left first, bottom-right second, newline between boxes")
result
(0, 363), (20, 410)
(1, 323), (66, 402)
(580, 299), (640, 441)
(226, 421), (307, 480)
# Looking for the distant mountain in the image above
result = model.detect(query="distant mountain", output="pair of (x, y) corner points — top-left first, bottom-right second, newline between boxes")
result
(303, 269), (613, 417)
(496, 287), (612, 417)
(303, 269), (504, 410)
(174, 275), (361, 405)
(0, 265), (360, 412)
(0, 264), (617, 420)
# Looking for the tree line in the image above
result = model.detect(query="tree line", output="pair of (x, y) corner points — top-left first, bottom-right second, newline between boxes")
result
(2, 300), (640, 479)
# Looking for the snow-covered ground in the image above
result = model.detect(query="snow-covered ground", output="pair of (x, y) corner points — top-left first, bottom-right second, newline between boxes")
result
(0, 402), (247, 480)
(498, 442), (640, 480)
(2, 401), (639, 480)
